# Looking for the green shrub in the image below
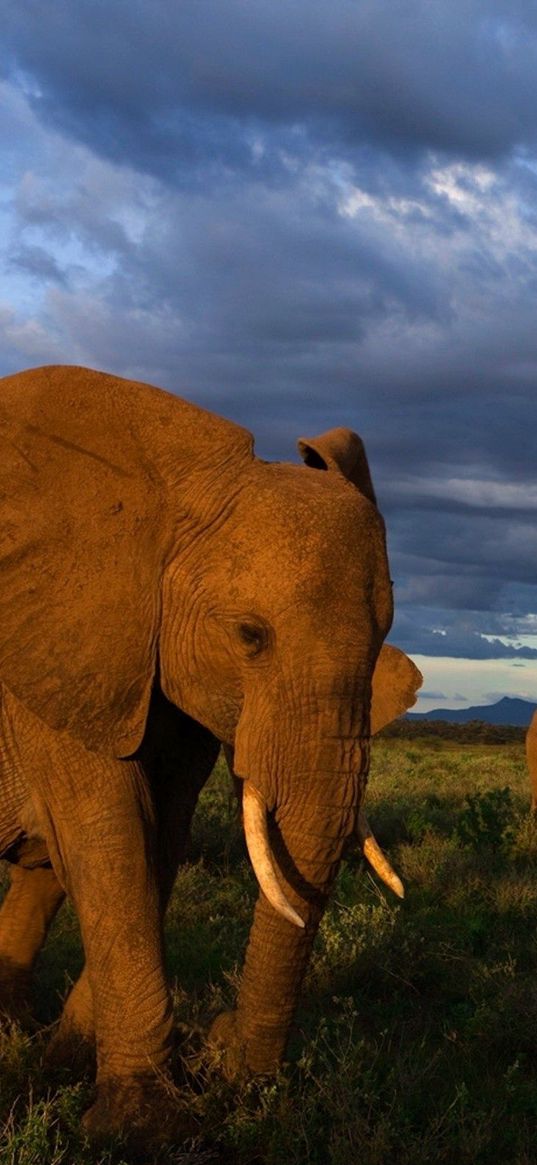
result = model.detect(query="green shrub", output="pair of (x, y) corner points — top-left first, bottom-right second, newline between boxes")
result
(454, 787), (515, 852)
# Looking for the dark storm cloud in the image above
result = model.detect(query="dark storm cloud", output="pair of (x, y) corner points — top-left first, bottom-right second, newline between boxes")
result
(5, 156), (451, 416)
(391, 509), (537, 591)
(387, 502), (537, 656)
(3, 131), (536, 669)
(393, 624), (537, 661)
(4, 0), (537, 183)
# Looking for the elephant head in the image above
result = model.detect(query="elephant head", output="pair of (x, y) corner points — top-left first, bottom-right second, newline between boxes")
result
(0, 365), (421, 1078)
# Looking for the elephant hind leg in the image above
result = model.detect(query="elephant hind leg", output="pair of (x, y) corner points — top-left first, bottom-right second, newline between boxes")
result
(0, 862), (65, 1023)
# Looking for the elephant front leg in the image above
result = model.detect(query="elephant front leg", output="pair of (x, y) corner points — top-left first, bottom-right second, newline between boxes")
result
(33, 746), (191, 1149)
(50, 708), (221, 1073)
(0, 863), (65, 1022)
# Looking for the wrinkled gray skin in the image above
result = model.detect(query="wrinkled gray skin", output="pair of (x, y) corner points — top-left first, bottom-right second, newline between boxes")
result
(0, 365), (420, 1149)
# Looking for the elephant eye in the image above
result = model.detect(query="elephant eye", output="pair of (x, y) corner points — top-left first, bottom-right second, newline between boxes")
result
(237, 620), (268, 656)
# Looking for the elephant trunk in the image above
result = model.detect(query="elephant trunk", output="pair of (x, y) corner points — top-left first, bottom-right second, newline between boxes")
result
(216, 718), (367, 1071)
(213, 682), (405, 1073)
(228, 765), (357, 1073)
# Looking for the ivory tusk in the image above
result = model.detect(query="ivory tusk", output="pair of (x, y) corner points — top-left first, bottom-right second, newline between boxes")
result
(242, 781), (305, 929)
(357, 808), (405, 899)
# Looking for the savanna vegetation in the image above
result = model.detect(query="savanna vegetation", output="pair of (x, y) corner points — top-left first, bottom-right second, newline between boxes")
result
(1, 731), (536, 1164)
(382, 718), (526, 745)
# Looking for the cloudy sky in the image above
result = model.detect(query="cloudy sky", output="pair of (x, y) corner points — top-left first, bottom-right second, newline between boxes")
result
(2, 1), (537, 711)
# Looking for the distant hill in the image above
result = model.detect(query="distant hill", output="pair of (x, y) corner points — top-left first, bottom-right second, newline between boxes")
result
(407, 696), (536, 727)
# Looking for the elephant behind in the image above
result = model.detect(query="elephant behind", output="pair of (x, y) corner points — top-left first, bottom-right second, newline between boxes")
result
(527, 710), (537, 812)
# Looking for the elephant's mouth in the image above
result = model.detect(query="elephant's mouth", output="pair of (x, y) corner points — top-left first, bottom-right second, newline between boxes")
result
(242, 780), (404, 930)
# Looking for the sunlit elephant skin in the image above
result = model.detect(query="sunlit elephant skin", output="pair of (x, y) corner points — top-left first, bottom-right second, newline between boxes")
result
(527, 710), (537, 812)
(0, 364), (420, 1147)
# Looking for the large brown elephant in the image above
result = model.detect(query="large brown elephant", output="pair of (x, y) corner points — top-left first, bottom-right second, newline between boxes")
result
(0, 365), (421, 1148)
(527, 710), (537, 812)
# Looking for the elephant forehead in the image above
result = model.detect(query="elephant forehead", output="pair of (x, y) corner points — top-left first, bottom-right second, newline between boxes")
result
(231, 469), (380, 565)
(208, 472), (386, 612)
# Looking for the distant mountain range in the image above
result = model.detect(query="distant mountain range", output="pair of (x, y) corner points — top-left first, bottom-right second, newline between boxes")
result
(407, 696), (536, 727)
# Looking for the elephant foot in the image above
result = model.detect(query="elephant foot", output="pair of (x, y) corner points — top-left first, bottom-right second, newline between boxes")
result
(81, 1076), (199, 1156)
(208, 1009), (284, 1078)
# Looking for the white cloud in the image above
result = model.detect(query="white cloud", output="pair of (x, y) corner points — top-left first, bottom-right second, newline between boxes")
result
(395, 475), (537, 510)
(337, 156), (537, 316)
(412, 655), (537, 712)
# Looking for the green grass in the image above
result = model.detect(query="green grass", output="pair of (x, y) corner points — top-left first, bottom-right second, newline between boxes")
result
(1, 738), (536, 1164)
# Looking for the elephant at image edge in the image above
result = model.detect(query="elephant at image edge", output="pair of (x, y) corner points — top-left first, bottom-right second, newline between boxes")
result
(0, 365), (421, 1148)
(0, 642), (422, 1045)
(527, 710), (537, 811)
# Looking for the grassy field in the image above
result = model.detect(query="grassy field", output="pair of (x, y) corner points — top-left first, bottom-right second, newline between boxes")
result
(1, 735), (536, 1164)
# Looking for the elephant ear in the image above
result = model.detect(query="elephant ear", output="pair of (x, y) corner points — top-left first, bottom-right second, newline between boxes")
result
(0, 366), (169, 757)
(297, 427), (376, 504)
(370, 645), (423, 735)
